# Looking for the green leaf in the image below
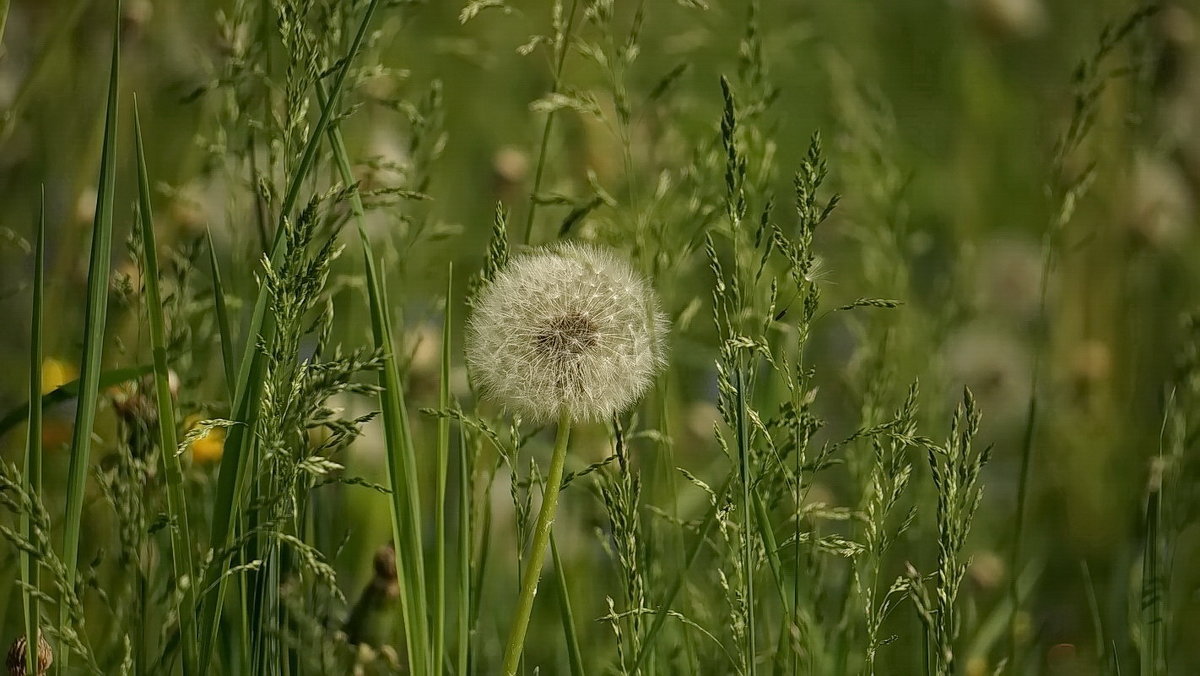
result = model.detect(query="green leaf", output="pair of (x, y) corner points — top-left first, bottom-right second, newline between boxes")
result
(134, 97), (200, 674)
(59, 7), (119, 670)
(19, 186), (45, 676)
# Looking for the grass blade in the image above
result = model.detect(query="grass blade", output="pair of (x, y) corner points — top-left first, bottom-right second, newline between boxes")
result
(134, 97), (199, 675)
(550, 533), (585, 676)
(0, 365), (152, 439)
(319, 75), (431, 675)
(456, 423), (472, 675)
(373, 264), (432, 675)
(433, 264), (453, 672)
(59, 4), (119, 668)
(195, 2), (384, 667)
(735, 369), (757, 675)
(19, 186), (45, 676)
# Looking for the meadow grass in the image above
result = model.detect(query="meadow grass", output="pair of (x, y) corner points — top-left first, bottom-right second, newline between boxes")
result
(0, 0), (1197, 674)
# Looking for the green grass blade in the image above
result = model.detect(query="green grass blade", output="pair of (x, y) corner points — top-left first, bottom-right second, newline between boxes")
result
(735, 369), (757, 676)
(20, 186), (45, 676)
(195, 2), (384, 667)
(319, 76), (430, 675)
(550, 534), (585, 676)
(59, 5), (119, 668)
(752, 493), (791, 613)
(134, 98), (199, 675)
(456, 425), (471, 675)
(373, 264), (432, 675)
(0, 366), (152, 439)
(205, 227), (236, 402)
(433, 265), (452, 672)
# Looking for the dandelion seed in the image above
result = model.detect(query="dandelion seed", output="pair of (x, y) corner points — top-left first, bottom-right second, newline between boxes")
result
(466, 242), (668, 422)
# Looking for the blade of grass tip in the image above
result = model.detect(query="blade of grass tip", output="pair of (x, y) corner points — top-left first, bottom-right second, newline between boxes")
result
(196, 1), (383, 667)
(434, 264), (453, 672)
(319, 80), (427, 675)
(205, 227), (236, 402)
(0, 365), (152, 439)
(550, 533), (585, 676)
(134, 98), (199, 675)
(629, 475), (733, 675)
(456, 423), (471, 675)
(60, 4), (119, 669)
(20, 186), (45, 676)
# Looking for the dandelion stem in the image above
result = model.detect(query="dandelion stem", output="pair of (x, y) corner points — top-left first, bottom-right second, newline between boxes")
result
(501, 409), (572, 675)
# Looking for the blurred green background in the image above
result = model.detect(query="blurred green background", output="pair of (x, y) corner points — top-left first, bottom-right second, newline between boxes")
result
(1, 0), (1198, 673)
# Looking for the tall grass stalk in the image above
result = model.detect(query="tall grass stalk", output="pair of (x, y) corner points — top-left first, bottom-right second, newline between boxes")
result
(434, 264), (453, 671)
(319, 76), (432, 675)
(59, 6), (119, 670)
(19, 187), (45, 676)
(133, 99), (199, 674)
(456, 426), (472, 675)
(196, 2), (383, 667)
(521, 0), (580, 245)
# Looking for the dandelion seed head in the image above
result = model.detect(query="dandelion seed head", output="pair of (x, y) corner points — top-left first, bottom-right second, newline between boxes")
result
(466, 242), (669, 422)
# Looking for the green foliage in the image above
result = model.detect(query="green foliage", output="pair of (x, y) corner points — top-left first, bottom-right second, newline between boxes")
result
(1, 0), (1198, 674)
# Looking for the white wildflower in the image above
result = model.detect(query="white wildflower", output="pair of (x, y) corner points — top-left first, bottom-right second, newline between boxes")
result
(466, 242), (669, 422)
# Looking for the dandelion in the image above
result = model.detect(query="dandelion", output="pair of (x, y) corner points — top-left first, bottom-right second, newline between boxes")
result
(466, 242), (667, 675)
(466, 242), (668, 423)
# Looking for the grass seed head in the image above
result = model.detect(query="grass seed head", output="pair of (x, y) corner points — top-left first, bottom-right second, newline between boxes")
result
(466, 242), (668, 422)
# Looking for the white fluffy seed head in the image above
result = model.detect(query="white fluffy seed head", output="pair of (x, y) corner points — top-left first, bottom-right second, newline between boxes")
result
(466, 242), (669, 423)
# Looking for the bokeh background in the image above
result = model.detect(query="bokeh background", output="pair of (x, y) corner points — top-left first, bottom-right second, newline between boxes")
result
(1, 0), (1199, 673)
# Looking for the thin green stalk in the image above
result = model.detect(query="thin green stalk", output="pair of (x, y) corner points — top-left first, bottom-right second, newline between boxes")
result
(373, 266), (431, 675)
(20, 187), (45, 676)
(60, 5), (119, 669)
(550, 533), (585, 676)
(434, 264), (453, 672)
(134, 99), (199, 675)
(735, 369), (757, 676)
(196, 3), (382, 667)
(521, 0), (580, 245)
(501, 410), (572, 676)
(456, 425), (472, 675)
